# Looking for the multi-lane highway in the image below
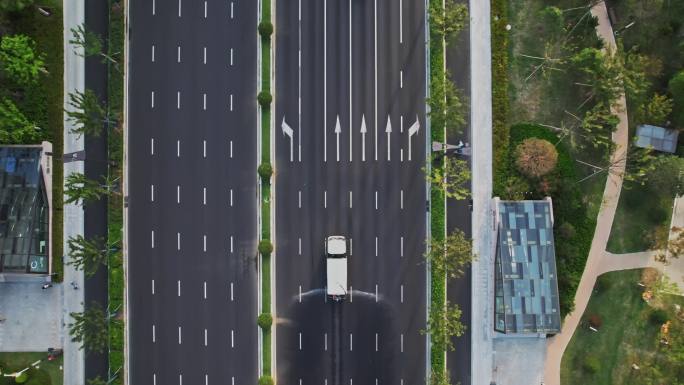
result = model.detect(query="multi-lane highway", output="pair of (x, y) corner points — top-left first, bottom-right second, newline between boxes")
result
(127, 1), (258, 384)
(275, 0), (428, 384)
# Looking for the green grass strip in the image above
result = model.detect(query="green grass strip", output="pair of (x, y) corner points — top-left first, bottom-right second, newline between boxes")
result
(491, 0), (509, 195)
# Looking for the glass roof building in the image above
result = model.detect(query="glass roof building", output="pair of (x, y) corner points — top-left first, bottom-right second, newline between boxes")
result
(0, 145), (51, 276)
(493, 198), (561, 335)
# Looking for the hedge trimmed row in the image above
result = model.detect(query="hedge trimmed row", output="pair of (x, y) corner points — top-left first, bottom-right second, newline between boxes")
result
(491, 0), (510, 196)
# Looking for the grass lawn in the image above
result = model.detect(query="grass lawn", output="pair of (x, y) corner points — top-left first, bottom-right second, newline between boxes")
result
(561, 269), (684, 385)
(0, 352), (63, 385)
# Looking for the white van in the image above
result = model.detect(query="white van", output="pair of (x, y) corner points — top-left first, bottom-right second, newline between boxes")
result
(325, 235), (348, 301)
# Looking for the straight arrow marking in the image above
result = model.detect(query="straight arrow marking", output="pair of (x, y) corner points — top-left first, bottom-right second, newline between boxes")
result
(361, 114), (367, 162)
(335, 115), (341, 162)
(385, 115), (392, 161)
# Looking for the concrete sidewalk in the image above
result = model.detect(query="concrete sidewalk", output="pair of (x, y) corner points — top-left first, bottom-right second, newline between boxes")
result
(0, 283), (62, 352)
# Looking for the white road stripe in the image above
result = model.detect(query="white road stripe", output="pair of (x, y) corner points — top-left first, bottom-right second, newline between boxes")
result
(298, 0), (302, 162)
(204, 1), (207, 18)
(323, 0), (327, 162)
(150, 185), (154, 202)
(203, 140), (207, 158)
(230, 189), (234, 206)
(177, 232), (181, 250)
(204, 282), (207, 299)
(230, 2), (234, 18)
(350, 238), (353, 255)
(299, 332), (302, 350)
(151, 91), (155, 108)
(230, 282), (234, 301)
(152, 0), (155, 15)
(401, 115), (404, 133)
(399, 0), (403, 43)
(152, 279), (155, 294)
(400, 236), (404, 257)
(177, 185), (180, 203)
(230, 236), (234, 253)
(151, 231), (155, 248)
(400, 190), (404, 209)
(324, 191), (327, 208)
(203, 47), (207, 64)
(350, 333), (353, 351)
(230, 140), (233, 158)
(178, 0), (181, 17)
(375, 333), (378, 351)
(400, 70), (403, 88)
(150, 138), (154, 155)
(350, 286), (353, 302)
(324, 333), (328, 351)
(374, 0), (378, 161)
(203, 187), (207, 204)
(375, 191), (378, 210)
(349, 0), (352, 162)
(203, 235), (207, 252)
(401, 284), (404, 303)
(177, 46), (181, 62)
(203, 93), (207, 110)
(178, 280), (181, 296)
(177, 91), (181, 109)
(401, 333), (404, 352)
(298, 285), (302, 303)
(153, 374), (156, 385)
(349, 191), (353, 208)
(298, 238), (301, 255)
(204, 329), (208, 346)
(375, 284), (378, 302)
(298, 190), (301, 208)
(375, 237), (378, 256)
(205, 375), (208, 385)
(179, 374), (182, 385)
(178, 326), (182, 344)
(177, 140), (180, 157)
(151, 45), (155, 62)
(230, 48), (234, 66)
(152, 324), (156, 342)
(230, 94), (233, 111)
(231, 330), (235, 347)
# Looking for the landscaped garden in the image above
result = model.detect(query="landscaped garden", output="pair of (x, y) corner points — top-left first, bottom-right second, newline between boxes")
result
(0, 352), (63, 385)
(561, 269), (684, 384)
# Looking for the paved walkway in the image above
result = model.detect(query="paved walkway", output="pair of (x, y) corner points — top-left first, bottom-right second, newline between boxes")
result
(0, 283), (62, 351)
(543, 2), (630, 384)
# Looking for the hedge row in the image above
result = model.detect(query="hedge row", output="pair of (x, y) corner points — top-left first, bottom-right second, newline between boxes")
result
(491, 0), (510, 196)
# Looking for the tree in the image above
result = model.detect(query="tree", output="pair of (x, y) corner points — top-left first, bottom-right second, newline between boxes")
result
(637, 93), (673, 126)
(654, 227), (684, 264)
(67, 235), (113, 277)
(669, 70), (684, 128)
(66, 89), (108, 138)
(0, 34), (45, 86)
(501, 176), (530, 200)
(647, 155), (684, 198)
(429, 0), (468, 43)
(428, 72), (467, 137)
(430, 369), (452, 385)
(515, 138), (558, 178)
(423, 301), (466, 352)
(68, 302), (109, 353)
(64, 172), (111, 205)
(578, 102), (619, 151)
(426, 229), (476, 280)
(0, 0), (34, 11)
(427, 156), (471, 200)
(69, 24), (118, 65)
(0, 97), (40, 144)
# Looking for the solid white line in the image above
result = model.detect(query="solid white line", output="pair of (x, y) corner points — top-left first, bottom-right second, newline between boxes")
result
(151, 230), (155, 248)
(177, 140), (180, 157)
(324, 191), (327, 208)
(203, 235), (207, 252)
(177, 232), (181, 250)
(203, 93), (207, 110)
(375, 191), (378, 210)
(150, 184), (154, 202)
(349, 191), (353, 208)
(375, 237), (378, 256)
(230, 48), (234, 66)
(323, 0), (327, 162)
(151, 91), (155, 108)
(298, 238), (302, 255)
(204, 329), (208, 346)
(298, 0), (302, 162)
(230, 236), (234, 253)
(230, 94), (233, 111)
(152, 324), (156, 342)
(229, 140), (233, 158)
(349, 333), (353, 351)
(375, 284), (378, 302)
(400, 190), (404, 209)
(152, 0), (155, 15)
(298, 285), (302, 303)
(177, 46), (181, 62)
(203, 47), (207, 64)
(374, 0), (378, 161)
(177, 185), (180, 203)
(178, 280), (181, 296)
(401, 284), (404, 303)
(152, 279), (155, 294)
(203, 281), (207, 299)
(324, 333), (328, 351)
(401, 236), (404, 257)
(230, 282), (234, 301)
(231, 330), (234, 347)
(349, 0), (352, 162)
(203, 187), (207, 204)
(230, 189), (234, 206)
(399, 0), (403, 43)
(401, 334), (404, 352)
(178, 0), (181, 17)
(204, 1), (207, 18)
(230, 2), (234, 18)
(375, 333), (378, 351)
(178, 326), (182, 344)
(299, 332), (302, 350)
(177, 91), (181, 109)
(400, 70), (403, 88)
(150, 138), (154, 155)
(298, 190), (301, 208)
(151, 45), (155, 62)
(203, 140), (207, 158)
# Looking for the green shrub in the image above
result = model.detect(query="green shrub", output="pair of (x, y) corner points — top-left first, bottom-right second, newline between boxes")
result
(257, 91), (272, 107)
(558, 222), (576, 240)
(257, 312), (273, 330)
(258, 240), (273, 256)
(14, 372), (27, 384)
(258, 162), (273, 180)
(258, 21), (274, 39)
(583, 355), (601, 374)
(649, 308), (668, 325)
(594, 274), (612, 293)
(258, 375), (274, 385)
(669, 70), (684, 128)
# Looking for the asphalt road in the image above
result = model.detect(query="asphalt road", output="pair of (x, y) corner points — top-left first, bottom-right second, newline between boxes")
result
(275, 0), (427, 384)
(127, 1), (259, 384)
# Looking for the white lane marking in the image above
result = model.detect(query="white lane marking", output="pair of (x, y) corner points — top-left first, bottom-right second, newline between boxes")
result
(230, 2), (234, 18)
(324, 333), (328, 351)
(231, 377), (235, 385)
(374, 0), (378, 161)
(400, 70), (403, 89)
(177, 91), (181, 109)
(151, 231), (155, 248)
(177, 140), (180, 157)
(335, 115), (341, 162)
(282, 118), (295, 162)
(179, 374), (182, 385)
(177, 46), (181, 63)
(177, 185), (180, 203)
(203, 187), (207, 204)
(203, 140), (207, 157)
(204, 1), (207, 18)
(375, 236), (378, 256)
(401, 333), (404, 352)
(399, 0), (403, 43)
(298, 238), (302, 255)
(152, 279), (155, 294)
(229, 94), (233, 111)
(178, 326), (182, 344)
(401, 148), (404, 162)
(298, 190), (301, 208)
(203, 235), (207, 252)
(231, 329), (234, 347)
(400, 190), (404, 209)
(230, 48), (234, 66)
(178, 280), (181, 296)
(324, 191), (327, 208)
(150, 138), (155, 155)
(203, 281), (207, 299)
(298, 285), (302, 303)
(230, 189), (234, 206)
(401, 284), (404, 303)
(205, 375), (208, 385)
(299, 332), (302, 350)
(408, 116), (420, 160)
(350, 286), (353, 302)
(204, 329), (208, 346)
(153, 374), (157, 385)
(401, 115), (404, 133)
(230, 282), (234, 301)
(386, 116), (392, 161)
(349, 333), (353, 351)
(203, 93), (207, 110)
(323, 0), (327, 162)
(178, 0), (181, 17)
(152, 324), (156, 342)
(152, 0), (155, 15)
(229, 140), (233, 158)
(400, 236), (404, 257)
(361, 115), (367, 161)
(203, 47), (207, 64)
(350, 238), (353, 255)
(151, 45), (155, 62)
(375, 333), (378, 351)
(177, 232), (181, 250)
(230, 236), (234, 253)
(151, 91), (155, 108)
(151, 185), (154, 202)
(349, 0), (352, 162)
(349, 191), (353, 208)
(298, 0), (302, 162)
(375, 191), (378, 210)
(375, 284), (378, 302)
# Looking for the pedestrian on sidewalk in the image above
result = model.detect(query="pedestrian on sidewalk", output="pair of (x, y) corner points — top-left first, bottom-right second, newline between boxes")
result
(70, 281), (79, 290)
(42, 283), (53, 289)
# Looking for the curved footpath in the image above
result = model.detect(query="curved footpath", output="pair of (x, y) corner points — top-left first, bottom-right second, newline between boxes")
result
(543, 2), (630, 384)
